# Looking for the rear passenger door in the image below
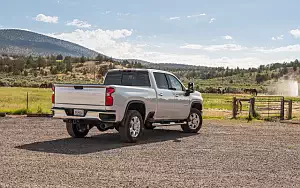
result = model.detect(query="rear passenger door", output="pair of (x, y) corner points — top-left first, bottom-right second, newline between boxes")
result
(153, 72), (174, 119)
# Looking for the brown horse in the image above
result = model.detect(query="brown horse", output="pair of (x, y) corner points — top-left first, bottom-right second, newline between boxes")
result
(244, 88), (258, 96)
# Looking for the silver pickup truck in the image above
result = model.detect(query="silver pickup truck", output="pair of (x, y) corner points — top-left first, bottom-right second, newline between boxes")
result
(52, 69), (203, 142)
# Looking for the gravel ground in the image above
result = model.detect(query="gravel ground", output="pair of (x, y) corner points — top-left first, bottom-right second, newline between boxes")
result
(1, 117), (300, 187)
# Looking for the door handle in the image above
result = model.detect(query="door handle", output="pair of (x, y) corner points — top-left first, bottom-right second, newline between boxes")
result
(175, 95), (179, 97)
(158, 93), (163, 96)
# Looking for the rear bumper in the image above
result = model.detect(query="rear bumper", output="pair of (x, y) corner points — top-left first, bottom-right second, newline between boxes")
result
(51, 107), (117, 123)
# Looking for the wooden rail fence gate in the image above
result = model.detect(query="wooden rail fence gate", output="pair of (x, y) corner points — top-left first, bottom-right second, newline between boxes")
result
(232, 96), (292, 120)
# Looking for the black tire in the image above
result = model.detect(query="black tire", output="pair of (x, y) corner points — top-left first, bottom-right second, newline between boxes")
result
(115, 123), (120, 132)
(181, 108), (202, 133)
(144, 122), (156, 130)
(119, 110), (143, 143)
(66, 122), (89, 138)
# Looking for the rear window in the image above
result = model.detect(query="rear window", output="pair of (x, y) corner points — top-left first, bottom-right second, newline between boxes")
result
(104, 71), (151, 87)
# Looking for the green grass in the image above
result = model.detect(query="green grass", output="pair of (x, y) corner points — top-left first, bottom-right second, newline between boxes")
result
(202, 93), (233, 110)
(0, 87), (52, 114)
(1, 87), (300, 120)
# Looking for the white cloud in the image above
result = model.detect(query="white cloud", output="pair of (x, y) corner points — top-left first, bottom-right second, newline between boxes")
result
(255, 44), (300, 53)
(48, 29), (136, 58)
(136, 44), (149, 47)
(271, 35), (284, 41)
(102, 11), (111, 14)
(222, 35), (233, 40)
(66, 19), (91, 28)
(290, 28), (300, 38)
(117, 12), (131, 16)
(169, 16), (180, 20)
(180, 44), (203, 50)
(187, 13), (206, 18)
(209, 18), (216, 23)
(35, 14), (58, 23)
(180, 43), (246, 51)
(129, 51), (281, 68)
(47, 28), (299, 68)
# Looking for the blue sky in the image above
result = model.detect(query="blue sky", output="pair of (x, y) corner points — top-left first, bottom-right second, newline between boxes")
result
(1, 0), (300, 68)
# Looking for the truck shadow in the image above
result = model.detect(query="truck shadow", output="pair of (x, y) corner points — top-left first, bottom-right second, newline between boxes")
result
(15, 129), (197, 155)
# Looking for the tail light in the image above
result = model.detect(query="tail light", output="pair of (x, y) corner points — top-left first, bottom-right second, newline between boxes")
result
(52, 86), (55, 104)
(105, 87), (115, 106)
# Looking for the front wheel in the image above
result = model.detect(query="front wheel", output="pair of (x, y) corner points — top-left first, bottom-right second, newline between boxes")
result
(66, 122), (89, 138)
(119, 110), (143, 143)
(181, 108), (202, 133)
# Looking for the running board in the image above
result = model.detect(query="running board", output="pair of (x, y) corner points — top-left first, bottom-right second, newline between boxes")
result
(153, 122), (186, 126)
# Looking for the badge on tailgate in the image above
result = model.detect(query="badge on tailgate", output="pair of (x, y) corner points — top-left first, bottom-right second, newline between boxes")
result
(73, 109), (85, 116)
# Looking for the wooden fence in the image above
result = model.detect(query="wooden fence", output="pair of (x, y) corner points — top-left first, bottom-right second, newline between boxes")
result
(232, 96), (292, 120)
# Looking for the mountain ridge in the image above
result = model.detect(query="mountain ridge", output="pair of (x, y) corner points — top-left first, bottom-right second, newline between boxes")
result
(0, 29), (100, 58)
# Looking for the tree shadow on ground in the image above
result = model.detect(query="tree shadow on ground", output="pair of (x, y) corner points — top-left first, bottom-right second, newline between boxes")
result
(15, 129), (196, 155)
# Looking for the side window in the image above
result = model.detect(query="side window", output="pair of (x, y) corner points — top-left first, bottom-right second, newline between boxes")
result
(136, 71), (151, 87)
(104, 72), (122, 85)
(121, 72), (136, 86)
(104, 71), (151, 87)
(166, 74), (183, 91)
(153, 72), (169, 89)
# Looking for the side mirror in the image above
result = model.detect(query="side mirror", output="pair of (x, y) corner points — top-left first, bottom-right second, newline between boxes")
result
(185, 82), (194, 96)
(188, 82), (194, 92)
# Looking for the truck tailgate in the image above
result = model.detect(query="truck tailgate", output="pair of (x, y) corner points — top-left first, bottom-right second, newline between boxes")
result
(55, 85), (106, 106)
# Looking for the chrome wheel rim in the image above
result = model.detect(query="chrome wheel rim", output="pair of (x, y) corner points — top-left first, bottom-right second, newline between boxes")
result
(129, 116), (141, 138)
(188, 113), (200, 129)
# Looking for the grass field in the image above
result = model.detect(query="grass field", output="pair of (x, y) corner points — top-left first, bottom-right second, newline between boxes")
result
(1, 87), (300, 120)
(0, 87), (52, 114)
(0, 88), (237, 115)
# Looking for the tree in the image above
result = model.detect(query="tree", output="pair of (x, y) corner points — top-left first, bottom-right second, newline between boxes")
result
(56, 62), (65, 72)
(80, 56), (85, 63)
(255, 73), (268, 84)
(98, 65), (108, 78)
(293, 66), (297, 71)
(37, 56), (46, 70)
(63, 57), (72, 72)
(66, 62), (72, 72)
(56, 54), (63, 60)
(96, 55), (104, 64)
(26, 55), (33, 68)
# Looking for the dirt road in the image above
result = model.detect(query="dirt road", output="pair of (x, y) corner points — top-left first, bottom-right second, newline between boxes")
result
(1, 117), (300, 187)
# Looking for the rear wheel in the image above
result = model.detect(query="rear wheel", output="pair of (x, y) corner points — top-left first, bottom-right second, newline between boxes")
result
(66, 122), (89, 138)
(114, 123), (120, 132)
(181, 108), (202, 133)
(119, 110), (143, 143)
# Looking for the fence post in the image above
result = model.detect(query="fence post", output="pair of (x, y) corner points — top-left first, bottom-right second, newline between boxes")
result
(232, 97), (237, 119)
(250, 97), (255, 117)
(288, 100), (292, 120)
(26, 92), (29, 112)
(280, 97), (285, 120)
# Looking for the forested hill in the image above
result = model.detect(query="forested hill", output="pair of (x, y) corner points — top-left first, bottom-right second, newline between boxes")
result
(0, 29), (100, 58)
